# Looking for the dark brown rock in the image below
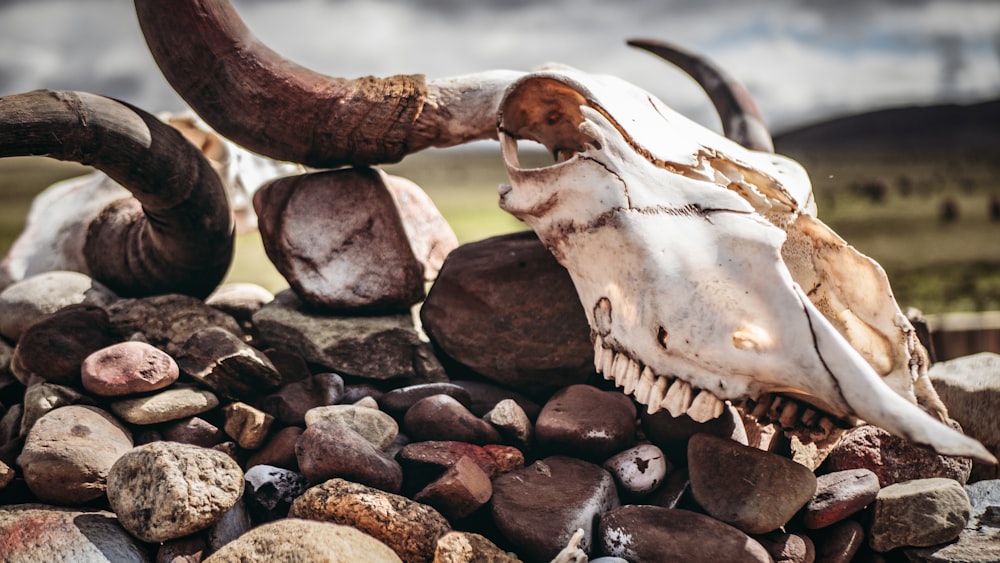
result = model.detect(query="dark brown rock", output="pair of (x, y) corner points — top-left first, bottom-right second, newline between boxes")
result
(413, 455), (493, 520)
(12, 304), (116, 385)
(420, 232), (594, 397)
(246, 425), (303, 470)
(403, 394), (502, 445)
(161, 417), (226, 448)
(381, 382), (472, 416)
(296, 420), (403, 492)
(641, 403), (747, 465)
(810, 519), (864, 563)
(397, 440), (499, 494)
(259, 372), (344, 425)
(803, 468), (880, 529)
(688, 433), (817, 534)
(491, 456), (619, 561)
(81, 341), (179, 397)
(106, 294), (243, 357)
(756, 531), (816, 563)
(450, 379), (542, 420)
(535, 384), (636, 461)
(254, 167), (425, 313)
(598, 505), (771, 562)
(175, 327), (281, 400)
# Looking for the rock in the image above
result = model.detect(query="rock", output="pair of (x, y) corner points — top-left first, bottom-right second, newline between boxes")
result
(255, 168), (426, 312)
(80, 341), (178, 397)
(903, 479), (1000, 562)
(688, 433), (817, 534)
(295, 420), (403, 491)
(824, 424), (972, 487)
(491, 456), (619, 561)
(20, 381), (96, 437)
(259, 371), (344, 425)
(304, 404), (398, 450)
(868, 477), (970, 552)
(810, 520), (864, 563)
(341, 382), (385, 405)
(756, 531), (816, 563)
(0, 504), (150, 562)
(0, 460), (14, 489)
(0, 271), (117, 340)
(156, 536), (208, 563)
(450, 379), (542, 419)
(12, 304), (116, 385)
(175, 327), (281, 400)
(601, 443), (669, 499)
(254, 290), (427, 379)
(404, 394), (502, 445)
(161, 416), (226, 448)
(483, 398), (533, 449)
(244, 464), (308, 522)
(641, 404), (747, 465)
(110, 385), (219, 425)
(383, 171), (459, 282)
(929, 352), (1000, 477)
(203, 518), (402, 562)
(803, 468), (880, 529)
(222, 401), (274, 449)
(483, 444), (525, 475)
(289, 478), (451, 563)
(413, 455), (493, 520)
(206, 499), (252, 552)
(397, 440), (500, 493)
(420, 232), (594, 396)
(433, 531), (520, 563)
(21, 405), (133, 504)
(246, 426), (302, 470)
(380, 382), (473, 416)
(535, 384), (636, 461)
(597, 505), (771, 563)
(106, 441), (245, 543)
(106, 294), (243, 357)
(205, 282), (274, 333)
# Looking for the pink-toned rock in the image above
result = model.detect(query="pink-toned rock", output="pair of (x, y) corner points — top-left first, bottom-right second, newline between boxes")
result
(295, 420), (402, 492)
(756, 531), (816, 563)
(161, 417), (226, 448)
(483, 444), (525, 475)
(535, 384), (637, 461)
(81, 341), (178, 397)
(413, 455), (493, 520)
(803, 468), (880, 529)
(397, 440), (499, 494)
(403, 394), (502, 445)
(382, 172), (458, 282)
(0, 504), (149, 562)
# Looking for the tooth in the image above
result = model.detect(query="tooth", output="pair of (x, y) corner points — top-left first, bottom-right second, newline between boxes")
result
(778, 402), (799, 428)
(663, 379), (694, 418)
(601, 346), (615, 379)
(593, 336), (607, 374)
(688, 390), (725, 423)
(623, 360), (642, 395)
(611, 353), (630, 388)
(633, 366), (655, 405)
(750, 394), (772, 418)
(799, 408), (818, 427)
(811, 417), (836, 442)
(646, 374), (670, 415)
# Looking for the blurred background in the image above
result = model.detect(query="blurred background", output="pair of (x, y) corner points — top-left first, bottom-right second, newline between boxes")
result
(1, 0), (998, 356)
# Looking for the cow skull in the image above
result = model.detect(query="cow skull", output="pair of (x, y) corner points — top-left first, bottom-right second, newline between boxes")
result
(496, 68), (994, 462)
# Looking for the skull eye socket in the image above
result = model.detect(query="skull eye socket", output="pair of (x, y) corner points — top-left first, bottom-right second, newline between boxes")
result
(500, 77), (599, 168)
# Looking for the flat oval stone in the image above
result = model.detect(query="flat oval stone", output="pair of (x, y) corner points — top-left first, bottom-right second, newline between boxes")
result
(81, 341), (178, 397)
(688, 432), (817, 534)
(535, 384), (637, 461)
(598, 505), (771, 562)
(602, 443), (669, 499)
(12, 304), (116, 385)
(290, 477), (451, 563)
(868, 477), (971, 552)
(295, 420), (403, 492)
(0, 271), (117, 340)
(203, 518), (401, 562)
(304, 404), (398, 450)
(380, 382), (472, 416)
(491, 456), (619, 561)
(803, 468), (880, 529)
(107, 441), (245, 543)
(175, 327), (281, 400)
(110, 385), (219, 425)
(0, 504), (149, 562)
(403, 394), (501, 445)
(21, 405), (133, 505)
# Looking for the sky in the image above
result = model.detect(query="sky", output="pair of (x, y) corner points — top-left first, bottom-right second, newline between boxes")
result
(0, 0), (998, 136)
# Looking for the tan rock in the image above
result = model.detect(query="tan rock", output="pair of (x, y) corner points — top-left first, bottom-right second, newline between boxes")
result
(204, 518), (401, 562)
(222, 401), (274, 449)
(110, 385), (219, 425)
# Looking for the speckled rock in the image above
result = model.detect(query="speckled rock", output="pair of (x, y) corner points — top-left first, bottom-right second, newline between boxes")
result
(904, 479), (1000, 562)
(868, 477), (970, 552)
(222, 401), (274, 449)
(305, 404), (399, 450)
(688, 433), (817, 534)
(928, 352), (1000, 479)
(802, 468), (880, 529)
(824, 424), (972, 487)
(295, 420), (403, 491)
(81, 341), (178, 397)
(175, 326), (281, 400)
(535, 384), (637, 461)
(21, 405), (133, 505)
(483, 444), (525, 476)
(0, 271), (117, 340)
(404, 394), (502, 445)
(0, 504), (150, 562)
(491, 456), (619, 561)
(260, 371), (344, 425)
(433, 531), (520, 563)
(597, 505), (771, 563)
(106, 293), (243, 357)
(244, 464), (309, 522)
(110, 385), (219, 425)
(289, 477), (452, 563)
(12, 304), (116, 386)
(204, 518), (402, 562)
(106, 441), (245, 543)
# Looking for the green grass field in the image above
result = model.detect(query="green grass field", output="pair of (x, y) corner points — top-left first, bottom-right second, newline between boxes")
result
(2, 146), (998, 314)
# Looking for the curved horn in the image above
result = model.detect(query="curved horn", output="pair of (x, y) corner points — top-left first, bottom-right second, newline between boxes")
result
(0, 90), (233, 298)
(134, 0), (519, 168)
(627, 38), (774, 153)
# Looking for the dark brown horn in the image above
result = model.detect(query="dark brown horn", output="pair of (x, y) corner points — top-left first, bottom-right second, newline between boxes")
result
(0, 89), (233, 298)
(627, 38), (774, 153)
(134, 0), (512, 168)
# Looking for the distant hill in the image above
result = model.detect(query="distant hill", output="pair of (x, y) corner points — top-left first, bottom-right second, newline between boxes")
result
(773, 98), (1000, 156)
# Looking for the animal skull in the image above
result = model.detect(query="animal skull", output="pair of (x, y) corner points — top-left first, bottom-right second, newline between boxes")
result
(496, 67), (994, 462)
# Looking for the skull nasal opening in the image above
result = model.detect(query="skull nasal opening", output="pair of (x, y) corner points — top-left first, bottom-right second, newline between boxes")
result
(499, 77), (599, 168)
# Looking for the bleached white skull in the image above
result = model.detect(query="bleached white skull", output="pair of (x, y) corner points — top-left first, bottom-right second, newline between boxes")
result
(496, 67), (994, 462)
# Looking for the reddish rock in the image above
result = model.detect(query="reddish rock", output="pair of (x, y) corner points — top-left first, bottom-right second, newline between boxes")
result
(397, 440), (498, 494)
(161, 417), (226, 448)
(295, 420), (402, 492)
(11, 304), (116, 386)
(413, 456), (493, 520)
(803, 468), (880, 529)
(246, 426), (303, 470)
(756, 531), (816, 563)
(81, 341), (178, 397)
(483, 444), (525, 475)
(810, 520), (865, 563)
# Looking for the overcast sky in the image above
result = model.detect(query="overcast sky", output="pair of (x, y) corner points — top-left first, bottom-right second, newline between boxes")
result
(1, 0), (998, 135)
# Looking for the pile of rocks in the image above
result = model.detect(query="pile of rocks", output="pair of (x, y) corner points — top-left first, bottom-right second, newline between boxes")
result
(0, 231), (998, 562)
